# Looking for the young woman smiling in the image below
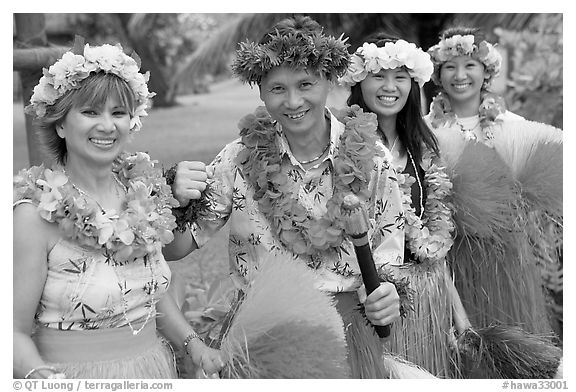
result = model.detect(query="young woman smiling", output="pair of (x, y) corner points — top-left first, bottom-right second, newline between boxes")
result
(424, 27), (559, 338)
(342, 33), (469, 378)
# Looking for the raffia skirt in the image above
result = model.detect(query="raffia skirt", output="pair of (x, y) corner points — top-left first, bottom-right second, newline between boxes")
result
(386, 260), (459, 378)
(32, 320), (177, 379)
(333, 292), (435, 379)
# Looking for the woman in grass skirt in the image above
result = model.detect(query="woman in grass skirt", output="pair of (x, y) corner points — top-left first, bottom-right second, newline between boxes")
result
(341, 32), (469, 378)
(13, 41), (223, 379)
(424, 26), (562, 338)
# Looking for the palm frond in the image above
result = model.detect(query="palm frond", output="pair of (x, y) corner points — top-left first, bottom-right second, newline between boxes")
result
(172, 13), (291, 89)
(126, 13), (159, 38)
(448, 13), (540, 38)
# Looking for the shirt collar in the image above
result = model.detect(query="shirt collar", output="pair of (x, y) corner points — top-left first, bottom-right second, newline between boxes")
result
(277, 108), (345, 169)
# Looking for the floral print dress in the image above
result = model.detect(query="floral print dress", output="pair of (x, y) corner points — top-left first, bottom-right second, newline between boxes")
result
(13, 199), (172, 331)
(36, 238), (170, 331)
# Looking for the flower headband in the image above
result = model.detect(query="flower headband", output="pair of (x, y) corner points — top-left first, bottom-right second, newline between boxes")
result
(427, 34), (502, 86)
(25, 42), (155, 133)
(232, 29), (350, 85)
(339, 40), (434, 88)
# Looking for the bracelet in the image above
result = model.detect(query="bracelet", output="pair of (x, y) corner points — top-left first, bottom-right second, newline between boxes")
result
(164, 165), (213, 233)
(24, 365), (61, 379)
(183, 330), (202, 355)
(377, 267), (414, 319)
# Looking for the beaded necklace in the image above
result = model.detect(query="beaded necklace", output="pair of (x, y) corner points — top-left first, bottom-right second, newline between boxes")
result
(63, 170), (127, 209)
(116, 259), (157, 335)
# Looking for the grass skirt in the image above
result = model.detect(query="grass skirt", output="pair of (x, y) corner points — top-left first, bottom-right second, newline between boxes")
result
(386, 260), (458, 378)
(436, 127), (556, 336)
(33, 320), (177, 378)
(452, 231), (552, 335)
(333, 292), (434, 379)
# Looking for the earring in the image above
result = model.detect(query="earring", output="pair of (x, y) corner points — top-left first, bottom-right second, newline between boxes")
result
(56, 125), (65, 138)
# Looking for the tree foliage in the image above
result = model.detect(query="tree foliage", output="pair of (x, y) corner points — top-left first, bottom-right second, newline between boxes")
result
(496, 14), (563, 128)
(64, 13), (231, 104)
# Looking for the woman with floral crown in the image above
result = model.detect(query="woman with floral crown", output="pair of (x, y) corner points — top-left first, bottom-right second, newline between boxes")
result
(425, 26), (523, 145)
(341, 32), (470, 377)
(168, 16), (435, 378)
(13, 41), (224, 379)
(424, 26), (562, 338)
(340, 32), (564, 379)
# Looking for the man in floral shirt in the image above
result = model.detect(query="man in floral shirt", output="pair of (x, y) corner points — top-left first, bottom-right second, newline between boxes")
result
(166, 16), (419, 378)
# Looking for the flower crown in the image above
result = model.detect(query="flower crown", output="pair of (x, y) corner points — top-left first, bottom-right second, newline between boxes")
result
(25, 42), (155, 133)
(339, 40), (434, 88)
(427, 34), (502, 87)
(232, 29), (350, 85)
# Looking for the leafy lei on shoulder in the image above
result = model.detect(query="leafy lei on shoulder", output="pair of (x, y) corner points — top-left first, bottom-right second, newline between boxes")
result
(234, 105), (382, 258)
(396, 149), (454, 264)
(13, 152), (178, 263)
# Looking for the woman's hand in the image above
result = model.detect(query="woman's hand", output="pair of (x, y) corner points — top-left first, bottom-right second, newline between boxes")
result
(172, 161), (211, 207)
(357, 282), (400, 326)
(187, 339), (225, 377)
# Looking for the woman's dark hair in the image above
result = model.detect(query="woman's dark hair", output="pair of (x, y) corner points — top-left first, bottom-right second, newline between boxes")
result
(35, 72), (135, 165)
(347, 32), (440, 164)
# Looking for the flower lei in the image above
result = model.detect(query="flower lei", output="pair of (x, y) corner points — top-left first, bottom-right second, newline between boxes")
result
(13, 152), (178, 263)
(234, 105), (381, 258)
(25, 42), (154, 133)
(428, 34), (502, 88)
(340, 40), (433, 87)
(232, 29), (350, 85)
(428, 91), (506, 141)
(396, 149), (454, 263)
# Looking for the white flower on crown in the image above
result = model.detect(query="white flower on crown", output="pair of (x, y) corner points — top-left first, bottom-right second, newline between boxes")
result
(361, 43), (383, 73)
(84, 44), (126, 72)
(30, 78), (60, 116)
(439, 34), (475, 58)
(26, 43), (155, 133)
(340, 40), (433, 87)
(47, 52), (86, 92)
(480, 41), (502, 76)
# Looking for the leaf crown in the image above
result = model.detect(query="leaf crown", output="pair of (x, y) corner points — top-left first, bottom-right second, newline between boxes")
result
(232, 28), (350, 85)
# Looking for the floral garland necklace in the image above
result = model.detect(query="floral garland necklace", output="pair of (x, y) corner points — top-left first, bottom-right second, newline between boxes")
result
(14, 152), (177, 335)
(396, 148), (454, 263)
(428, 91), (506, 142)
(235, 105), (381, 259)
(13, 151), (178, 263)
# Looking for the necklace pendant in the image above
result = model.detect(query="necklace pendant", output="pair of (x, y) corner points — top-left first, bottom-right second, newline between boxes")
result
(132, 330), (139, 336)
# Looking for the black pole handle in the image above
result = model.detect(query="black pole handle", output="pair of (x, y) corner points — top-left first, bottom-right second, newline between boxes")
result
(351, 237), (391, 338)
